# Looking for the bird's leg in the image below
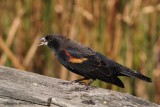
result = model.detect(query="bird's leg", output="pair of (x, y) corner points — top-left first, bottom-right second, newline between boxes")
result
(71, 77), (89, 85)
(59, 77), (88, 85)
(85, 79), (95, 90)
(72, 77), (88, 82)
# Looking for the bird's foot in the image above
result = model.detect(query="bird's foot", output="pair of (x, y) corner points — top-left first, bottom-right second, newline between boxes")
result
(71, 80), (87, 85)
(73, 85), (95, 91)
(59, 81), (86, 85)
(59, 81), (72, 85)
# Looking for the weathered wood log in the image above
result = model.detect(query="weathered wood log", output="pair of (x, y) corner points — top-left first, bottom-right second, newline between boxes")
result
(0, 66), (159, 107)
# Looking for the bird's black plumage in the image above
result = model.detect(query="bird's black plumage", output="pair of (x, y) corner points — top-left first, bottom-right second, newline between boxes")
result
(39, 34), (152, 88)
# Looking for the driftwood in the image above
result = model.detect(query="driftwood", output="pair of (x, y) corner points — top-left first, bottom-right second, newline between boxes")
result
(0, 66), (159, 107)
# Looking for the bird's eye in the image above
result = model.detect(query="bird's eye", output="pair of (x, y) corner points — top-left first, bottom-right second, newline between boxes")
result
(45, 36), (51, 41)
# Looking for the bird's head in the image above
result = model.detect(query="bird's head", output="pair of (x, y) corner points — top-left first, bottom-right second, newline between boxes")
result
(38, 34), (68, 51)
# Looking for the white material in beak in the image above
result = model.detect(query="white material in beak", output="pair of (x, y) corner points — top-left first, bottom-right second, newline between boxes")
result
(38, 37), (48, 46)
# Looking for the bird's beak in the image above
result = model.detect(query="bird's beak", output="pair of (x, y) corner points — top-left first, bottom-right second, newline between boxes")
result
(38, 37), (48, 46)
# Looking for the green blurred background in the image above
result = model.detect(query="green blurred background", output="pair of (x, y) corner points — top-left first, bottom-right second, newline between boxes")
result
(0, 0), (160, 104)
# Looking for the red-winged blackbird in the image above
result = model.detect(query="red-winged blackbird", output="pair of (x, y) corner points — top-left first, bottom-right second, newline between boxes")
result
(39, 34), (152, 88)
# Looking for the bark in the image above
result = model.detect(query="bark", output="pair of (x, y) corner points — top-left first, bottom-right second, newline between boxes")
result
(0, 66), (158, 107)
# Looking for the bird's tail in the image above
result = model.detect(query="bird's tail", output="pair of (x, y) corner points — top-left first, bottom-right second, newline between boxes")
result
(119, 67), (152, 82)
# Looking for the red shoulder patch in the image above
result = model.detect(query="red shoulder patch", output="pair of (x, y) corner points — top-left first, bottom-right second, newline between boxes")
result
(64, 49), (87, 63)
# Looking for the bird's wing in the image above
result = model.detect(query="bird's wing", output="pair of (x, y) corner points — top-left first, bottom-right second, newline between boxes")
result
(64, 48), (116, 75)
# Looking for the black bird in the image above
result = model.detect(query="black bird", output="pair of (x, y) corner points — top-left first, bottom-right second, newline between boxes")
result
(39, 34), (152, 88)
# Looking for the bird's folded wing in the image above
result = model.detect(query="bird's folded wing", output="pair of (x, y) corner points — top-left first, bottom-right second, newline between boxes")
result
(63, 48), (114, 76)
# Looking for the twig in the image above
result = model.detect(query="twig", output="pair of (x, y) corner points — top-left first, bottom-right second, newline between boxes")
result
(24, 38), (39, 67)
(0, 36), (25, 70)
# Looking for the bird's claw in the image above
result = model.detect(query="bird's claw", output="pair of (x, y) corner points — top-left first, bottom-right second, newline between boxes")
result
(59, 81), (72, 85)
(71, 80), (87, 85)
(73, 85), (95, 91)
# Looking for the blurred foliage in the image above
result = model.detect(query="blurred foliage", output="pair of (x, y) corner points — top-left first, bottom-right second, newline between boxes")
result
(0, 0), (160, 104)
